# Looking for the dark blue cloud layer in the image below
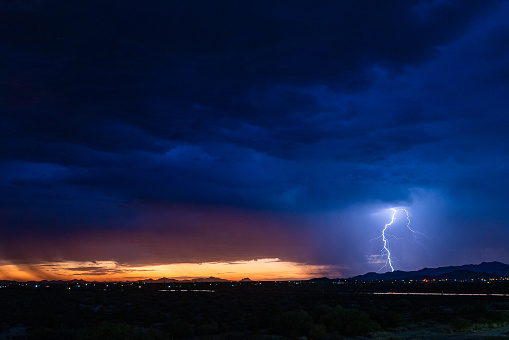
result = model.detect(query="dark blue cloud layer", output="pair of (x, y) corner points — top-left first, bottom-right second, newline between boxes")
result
(1, 1), (509, 273)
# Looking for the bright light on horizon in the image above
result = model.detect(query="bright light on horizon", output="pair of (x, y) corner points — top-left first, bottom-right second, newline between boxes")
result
(0, 258), (340, 282)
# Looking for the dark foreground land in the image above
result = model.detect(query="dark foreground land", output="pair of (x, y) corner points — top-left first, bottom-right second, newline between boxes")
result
(1, 280), (509, 339)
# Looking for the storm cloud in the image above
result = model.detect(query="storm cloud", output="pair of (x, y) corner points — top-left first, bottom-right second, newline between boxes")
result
(1, 0), (509, 278)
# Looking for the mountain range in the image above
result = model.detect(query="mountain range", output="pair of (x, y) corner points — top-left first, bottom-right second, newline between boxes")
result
(350, 261), (509, 281)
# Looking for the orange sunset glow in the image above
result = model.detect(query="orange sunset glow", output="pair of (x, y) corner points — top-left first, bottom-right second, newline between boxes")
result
(0, 258), (337, 282)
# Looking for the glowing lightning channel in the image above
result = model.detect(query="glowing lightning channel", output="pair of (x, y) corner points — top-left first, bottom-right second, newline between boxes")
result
(380, 208), (421, 272)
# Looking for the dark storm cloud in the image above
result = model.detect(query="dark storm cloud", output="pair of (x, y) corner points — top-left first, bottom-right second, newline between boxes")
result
(1, 1), (501, 152)
(2, 0), (509, 275)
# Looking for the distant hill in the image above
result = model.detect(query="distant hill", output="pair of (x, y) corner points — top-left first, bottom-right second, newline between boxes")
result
(140, 276), (231, 283)
(191, 276), (230, 282)
(141, 278), (177, 283)
(308, 277), (337, 284)
(350, 261), (509, 281)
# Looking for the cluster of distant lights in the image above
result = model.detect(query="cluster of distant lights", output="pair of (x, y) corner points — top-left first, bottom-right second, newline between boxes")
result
(353, 277), (509, 283)
(2, 276), (509, 290)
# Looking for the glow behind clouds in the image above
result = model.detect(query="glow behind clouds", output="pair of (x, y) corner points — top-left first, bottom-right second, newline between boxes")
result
(0, 259), (336, 282)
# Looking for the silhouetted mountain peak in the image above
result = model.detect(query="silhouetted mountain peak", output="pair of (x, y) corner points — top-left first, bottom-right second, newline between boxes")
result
(351, 262), (509, 281)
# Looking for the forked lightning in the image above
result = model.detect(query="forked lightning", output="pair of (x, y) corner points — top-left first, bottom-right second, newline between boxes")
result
(380, 208), (422, 272)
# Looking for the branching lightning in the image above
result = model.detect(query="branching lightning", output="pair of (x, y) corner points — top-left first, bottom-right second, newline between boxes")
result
(378, 208), (423, 272)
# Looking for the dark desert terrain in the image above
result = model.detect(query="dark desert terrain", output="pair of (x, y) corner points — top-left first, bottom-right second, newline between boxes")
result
(2, 278), (509, 339)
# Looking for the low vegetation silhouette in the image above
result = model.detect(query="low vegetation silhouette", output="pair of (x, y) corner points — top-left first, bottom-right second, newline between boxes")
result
(1, 277), (509, 339)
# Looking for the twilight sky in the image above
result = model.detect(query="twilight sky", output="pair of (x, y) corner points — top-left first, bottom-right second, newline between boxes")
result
(2, 0), (509, 281)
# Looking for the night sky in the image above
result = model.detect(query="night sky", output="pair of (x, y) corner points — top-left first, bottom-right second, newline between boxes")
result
(2, 1), (509, 281)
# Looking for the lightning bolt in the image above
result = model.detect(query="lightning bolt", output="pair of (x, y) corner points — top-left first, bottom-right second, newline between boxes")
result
(379, 208), (423, 272)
